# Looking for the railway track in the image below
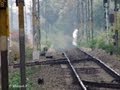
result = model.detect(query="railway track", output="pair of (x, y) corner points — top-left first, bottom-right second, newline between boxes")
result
(10, 47), (120, 90)
(63, 48), (120, 90)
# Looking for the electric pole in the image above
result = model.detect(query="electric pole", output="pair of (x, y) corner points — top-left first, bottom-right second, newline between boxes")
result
(81, 0), (84, 39)
(114, 0), (119, 54)
(85, 0), (89, 42)
(103, 0), (110, 44)
(32, 0), (41, 50)
(16, 0), (26, 89)
(90, 0), (94, 42)
(0, 0), (9, 90)
(87, 0), (91, 41)
(32, 0), (41, 60)
(37, 0), (41, 51)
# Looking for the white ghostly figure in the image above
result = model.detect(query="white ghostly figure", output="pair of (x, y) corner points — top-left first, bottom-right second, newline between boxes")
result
(72, 29), (78, 46)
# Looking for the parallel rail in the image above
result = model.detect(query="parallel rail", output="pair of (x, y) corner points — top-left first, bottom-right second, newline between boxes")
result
(63, 48), (120, 90)
(79, 48), (120, 82)
(63, 52), (87, 90)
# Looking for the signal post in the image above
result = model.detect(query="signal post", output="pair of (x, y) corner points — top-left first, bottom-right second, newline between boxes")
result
(0, 0), (9, 90)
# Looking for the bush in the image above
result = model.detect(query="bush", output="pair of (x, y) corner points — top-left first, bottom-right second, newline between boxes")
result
(88, 37), (113, 53)
(78, 32), (115, 54)
(25, 47), (33, 60)
(9, 71), (20, 90)
(9, 67), (36, 90)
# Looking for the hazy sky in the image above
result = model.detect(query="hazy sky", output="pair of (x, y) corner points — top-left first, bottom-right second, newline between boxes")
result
(9, 0), (33, 33)
(9, 0), (32, 13)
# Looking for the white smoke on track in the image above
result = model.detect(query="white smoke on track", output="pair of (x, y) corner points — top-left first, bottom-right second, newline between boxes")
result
(72, 29), (78, 46)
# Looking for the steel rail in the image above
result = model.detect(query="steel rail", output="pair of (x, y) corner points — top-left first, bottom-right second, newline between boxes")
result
(63, 52), (87, 90)
(78, 48), (120, 82)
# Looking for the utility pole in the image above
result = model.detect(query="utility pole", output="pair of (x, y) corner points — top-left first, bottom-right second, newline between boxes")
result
(88, 0), (91, 41)
(37, 0), (41, 51)
(32, 0), (41, 60)
(32, 0), (41, 50)
(81, 0), (84, 39)
(0, 0), (9, 90)
(16, 0), (26, 90)
(77, 0), (80, 28)
(81, 0), (86, 41)
(89, 0), (94, 42)
(103, 0), (110, 44)
(104, 0), (109, 31)
(32, 0), (36, 50)
(85, 0), (89, 42)
(78, 0), (85, 44)
(114, 0), (119, 54)
(77, 0), (81, 44)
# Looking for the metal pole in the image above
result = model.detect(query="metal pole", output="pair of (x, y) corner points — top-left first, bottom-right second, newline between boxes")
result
(85, 0), (89, 42)
(37, 0), (41, 51)
(77, 0), (80, 28)
(0, 0), (9, 90)
(103, 0), (110, 44)
(32, 0), (36, 50)
(90, 0), (94, 42)
(83, 0), (85, 39)
(32, 0), (40, 50)
(88, 0), (91, 41)
(87, 0), (90, 40)
(16, 0), (26, 89)
(114, 0), (119, 54)
(91, 0), (94, 41)
(81, 0), (84, 38)
(77, 0), (81, 43)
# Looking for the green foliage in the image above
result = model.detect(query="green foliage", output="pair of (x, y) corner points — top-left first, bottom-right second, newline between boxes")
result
(88, 39), (113, 53)
(25, 47), (33, 60)
(78, 31), (115, 53)
(88, 39), (97, 49)
(40, 0), (119, 54)
(9, 67), (38, 90)
(9, 71), (20, 90)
